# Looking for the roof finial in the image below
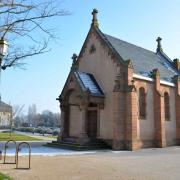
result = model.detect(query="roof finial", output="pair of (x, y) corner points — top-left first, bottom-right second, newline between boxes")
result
(71, 53), (78, 70)
(91, 9), (99, 28)
(156, 37), (163, 52)
(72, 53), (78, 64)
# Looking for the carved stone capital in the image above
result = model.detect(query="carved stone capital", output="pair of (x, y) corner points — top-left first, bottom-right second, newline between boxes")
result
(157, 90), (164, 97)
(60, 104), (66, 111)
(126, 85), (136, 92)
(80, 98), (88, 109)
(80, 90), (90, 108)
(99, 103), (104, 109)
(60, 101), (68, 111)
(125, 79), (136, 92)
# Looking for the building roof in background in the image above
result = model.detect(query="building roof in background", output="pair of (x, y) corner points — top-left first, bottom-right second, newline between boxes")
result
(0, 100), (12, 113)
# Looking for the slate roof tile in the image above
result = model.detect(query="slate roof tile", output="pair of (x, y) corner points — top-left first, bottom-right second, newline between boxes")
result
(74, 71), (104, 97)
(96, 29), (179, 82)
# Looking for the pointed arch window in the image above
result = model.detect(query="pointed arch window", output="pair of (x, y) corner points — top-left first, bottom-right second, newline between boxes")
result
(164, 92), (170, 121)
(139, 87), (146, 119)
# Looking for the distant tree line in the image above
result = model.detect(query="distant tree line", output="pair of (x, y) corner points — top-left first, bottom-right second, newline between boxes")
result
(13, 126), (60, 136)
(13, 104), (60, 128)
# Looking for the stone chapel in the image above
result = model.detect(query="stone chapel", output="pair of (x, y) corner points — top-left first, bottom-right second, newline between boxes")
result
(56, 9), (180, 150)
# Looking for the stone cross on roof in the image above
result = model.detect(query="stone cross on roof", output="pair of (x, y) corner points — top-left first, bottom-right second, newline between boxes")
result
(71, 53), (78, 70)
(91, 9), (99, 28)
(72, 53), (77, 64)
(156, 37), (163, 52)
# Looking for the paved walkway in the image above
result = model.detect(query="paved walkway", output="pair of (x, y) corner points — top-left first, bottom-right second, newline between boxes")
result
(1, 146), (180, 180)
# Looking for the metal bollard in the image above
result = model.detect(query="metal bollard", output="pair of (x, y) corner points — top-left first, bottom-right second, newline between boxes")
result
(16, 142), (31, 169)
(0, 150), (2, 160)
(4, 140), (17, 164)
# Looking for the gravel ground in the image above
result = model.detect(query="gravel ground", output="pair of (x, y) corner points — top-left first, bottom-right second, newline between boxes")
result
(1, 146), (180, 180)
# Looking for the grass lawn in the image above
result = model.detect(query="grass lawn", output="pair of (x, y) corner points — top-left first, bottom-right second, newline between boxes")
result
(0, 172), (12, 180)
(0, 132), (42, 141)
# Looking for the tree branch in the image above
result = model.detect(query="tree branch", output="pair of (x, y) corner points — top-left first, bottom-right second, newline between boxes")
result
(0, 0), (69, 70)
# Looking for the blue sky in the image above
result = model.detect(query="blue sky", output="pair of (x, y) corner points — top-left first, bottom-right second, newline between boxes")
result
(2, 0), (180, 113)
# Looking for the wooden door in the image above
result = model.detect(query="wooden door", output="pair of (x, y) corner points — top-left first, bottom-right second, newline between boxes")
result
(63, 106), (70, 137)
(87, 110), (97, 138)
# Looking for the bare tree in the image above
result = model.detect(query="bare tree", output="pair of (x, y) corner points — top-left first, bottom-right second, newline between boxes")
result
(0, 0), (69, 70)
(28, 104), (36, 126)
(12, 104), (24, 118)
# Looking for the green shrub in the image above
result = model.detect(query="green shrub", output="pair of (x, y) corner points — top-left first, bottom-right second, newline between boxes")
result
(52, 130), (59, 136)
(0, 172), (13, 180)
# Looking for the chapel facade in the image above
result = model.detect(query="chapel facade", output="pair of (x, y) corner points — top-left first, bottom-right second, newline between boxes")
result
(57, 9), (180, 150)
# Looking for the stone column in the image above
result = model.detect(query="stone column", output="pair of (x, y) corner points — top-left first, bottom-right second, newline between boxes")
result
(57, 104), (66, 141)
(154, 94), (166, 147)
(174, 75), (180, 144)
(123, 60), (140, 150)
(153, 69), (166, 147)
(125, 86), (140, 150)
(112, 74), (125, 150)
(78, 102), (89, 145)
(80, 108), (88, 137)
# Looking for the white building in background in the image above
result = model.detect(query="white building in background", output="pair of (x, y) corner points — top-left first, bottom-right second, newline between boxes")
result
(0, 99), (12, 127)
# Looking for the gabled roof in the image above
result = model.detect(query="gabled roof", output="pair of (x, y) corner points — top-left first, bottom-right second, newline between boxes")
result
(95, 28), (179, 82)
(74, 71), (104, 97)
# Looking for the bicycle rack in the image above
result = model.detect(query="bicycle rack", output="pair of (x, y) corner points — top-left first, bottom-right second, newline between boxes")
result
(0, 150), (2, 160)
(16, 142), (31, 169)
(4, 140), (17, 164)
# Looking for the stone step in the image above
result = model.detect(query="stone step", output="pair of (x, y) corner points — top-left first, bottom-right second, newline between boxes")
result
(45, 139), (111, 151)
